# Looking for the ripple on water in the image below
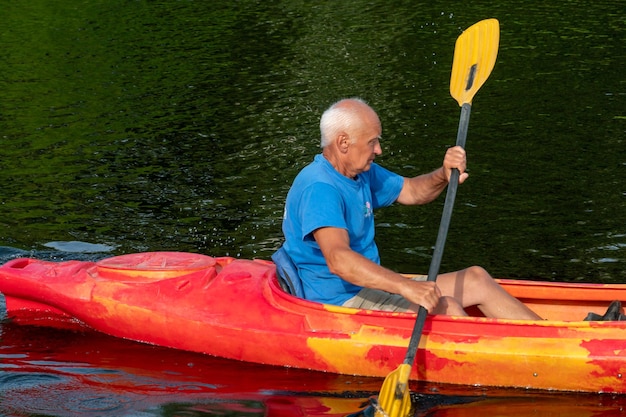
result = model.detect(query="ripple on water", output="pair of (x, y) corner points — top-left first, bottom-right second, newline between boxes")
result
(0, 371), (64, 389)
(0, 375), (140, 416)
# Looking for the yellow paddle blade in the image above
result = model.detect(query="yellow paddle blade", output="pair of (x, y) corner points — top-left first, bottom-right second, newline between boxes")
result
(450, 18), (500, 106)
(375, 364), (412, 417)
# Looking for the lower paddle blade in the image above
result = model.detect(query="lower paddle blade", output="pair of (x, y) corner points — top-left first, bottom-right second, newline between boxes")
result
(450, 18), (500, 106)
(375, 364), (412, 417)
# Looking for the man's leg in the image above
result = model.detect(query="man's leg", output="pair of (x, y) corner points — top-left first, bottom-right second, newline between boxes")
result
(436, 266), (542, 320)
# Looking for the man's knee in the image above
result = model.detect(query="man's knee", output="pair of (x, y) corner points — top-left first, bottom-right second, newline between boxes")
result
(465, 265), (495, 285)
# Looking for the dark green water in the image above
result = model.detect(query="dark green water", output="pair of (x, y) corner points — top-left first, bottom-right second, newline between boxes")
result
(0, 1), (625, 415)
(1, 1), (624, 282)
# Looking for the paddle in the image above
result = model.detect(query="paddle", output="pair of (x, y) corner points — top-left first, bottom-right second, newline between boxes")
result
(373, 19), (500, 417)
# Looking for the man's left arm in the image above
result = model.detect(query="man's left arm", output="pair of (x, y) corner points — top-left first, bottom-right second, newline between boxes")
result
(396, 145), (468, 205)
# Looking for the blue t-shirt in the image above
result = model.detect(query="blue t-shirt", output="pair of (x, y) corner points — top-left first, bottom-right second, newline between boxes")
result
(282, 154), (404, 305)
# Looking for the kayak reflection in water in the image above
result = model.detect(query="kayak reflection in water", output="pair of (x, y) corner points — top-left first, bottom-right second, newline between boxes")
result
(274, 98), (542, 320)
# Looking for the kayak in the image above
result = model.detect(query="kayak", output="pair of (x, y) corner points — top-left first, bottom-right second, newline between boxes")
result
(1, 251), (625, 393)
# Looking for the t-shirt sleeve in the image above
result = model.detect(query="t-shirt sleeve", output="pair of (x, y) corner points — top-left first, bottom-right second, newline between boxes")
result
(368, 163), (404, 208)
(299, 182), (347, 240)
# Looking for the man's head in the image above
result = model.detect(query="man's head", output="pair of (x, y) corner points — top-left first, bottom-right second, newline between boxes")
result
(319, 98), (383, 178)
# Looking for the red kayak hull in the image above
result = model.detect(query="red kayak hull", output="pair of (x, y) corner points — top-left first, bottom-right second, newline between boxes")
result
(1, 251), (626, 393)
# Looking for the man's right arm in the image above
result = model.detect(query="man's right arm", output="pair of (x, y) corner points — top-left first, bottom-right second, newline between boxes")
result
(312, 226), (441, 312)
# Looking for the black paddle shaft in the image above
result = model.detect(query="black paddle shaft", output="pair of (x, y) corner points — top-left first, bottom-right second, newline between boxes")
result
(403, 102), (471, 367)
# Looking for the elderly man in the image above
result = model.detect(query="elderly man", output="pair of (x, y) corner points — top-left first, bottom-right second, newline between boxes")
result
(274, 97), (541, 319)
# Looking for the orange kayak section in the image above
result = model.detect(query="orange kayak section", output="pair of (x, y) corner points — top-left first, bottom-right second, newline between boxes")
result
(1, 251), (626, 393)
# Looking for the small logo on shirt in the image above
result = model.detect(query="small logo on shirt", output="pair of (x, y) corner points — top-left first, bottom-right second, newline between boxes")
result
(363, 201), (373, 218)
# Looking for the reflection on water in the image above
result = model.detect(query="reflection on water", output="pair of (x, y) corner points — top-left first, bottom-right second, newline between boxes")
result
(2, 318), (626, 417)
(0, 316), (374, 417)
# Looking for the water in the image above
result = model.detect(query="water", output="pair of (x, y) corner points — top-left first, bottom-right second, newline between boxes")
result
(1, 0), (625, 415)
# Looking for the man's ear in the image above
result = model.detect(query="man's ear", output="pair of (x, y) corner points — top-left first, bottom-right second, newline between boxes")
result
(337, 133), (350, 153)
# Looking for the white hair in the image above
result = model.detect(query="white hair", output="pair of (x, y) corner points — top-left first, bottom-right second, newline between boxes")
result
(319, 97), (369, 148)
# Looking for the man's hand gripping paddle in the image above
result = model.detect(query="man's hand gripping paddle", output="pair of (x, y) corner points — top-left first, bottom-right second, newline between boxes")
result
(372, 18), (500, 417)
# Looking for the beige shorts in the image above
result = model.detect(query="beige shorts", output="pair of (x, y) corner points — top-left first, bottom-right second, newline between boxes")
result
(341, 275), (428, 312)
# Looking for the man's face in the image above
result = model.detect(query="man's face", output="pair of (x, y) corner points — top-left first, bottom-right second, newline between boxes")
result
(346, 111), (383, 176)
